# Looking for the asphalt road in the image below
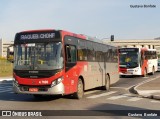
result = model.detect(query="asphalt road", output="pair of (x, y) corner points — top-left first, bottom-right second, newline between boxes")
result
(0, 73), (160, 118)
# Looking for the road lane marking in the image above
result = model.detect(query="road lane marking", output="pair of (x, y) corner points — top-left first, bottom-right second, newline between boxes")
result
(0, 81), (13, 84)
(107, 95), (128, 100)
(8, 92), (14, 94)
(111, 87), (127, 90)
(84, 90), (102, 95)
(137, 90), (160, 96)
(0, 86), (12, 89)
(0, 84), (12, 86)
(150, 100), (160, 103)
(0, 85), (12, 86)
(121, 93), (133, 96)
(87, 91), (117, 99)
(125, 85), (136, 90)
(0, 88), (12, 91)
(0, 89), (12, 93)
(134, 75), (160, 92)
(142, 77), (149, 78)
(127, 97), (142, 101)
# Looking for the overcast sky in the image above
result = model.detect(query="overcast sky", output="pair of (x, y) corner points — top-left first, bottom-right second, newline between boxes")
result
(0, 0), (159, 42)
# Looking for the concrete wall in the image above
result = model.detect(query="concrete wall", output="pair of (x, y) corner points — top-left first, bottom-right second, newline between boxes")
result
(0, 38), (13, 57)
(103, 39), (160, 49)
(103, 39), (160, 56)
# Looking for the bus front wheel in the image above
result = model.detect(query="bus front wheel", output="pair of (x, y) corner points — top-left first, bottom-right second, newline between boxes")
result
(73, 78), (84, 99)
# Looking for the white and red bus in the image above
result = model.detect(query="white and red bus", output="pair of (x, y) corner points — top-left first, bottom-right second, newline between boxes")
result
(119, 47), (158, 77)
(12, 29), (119, 99)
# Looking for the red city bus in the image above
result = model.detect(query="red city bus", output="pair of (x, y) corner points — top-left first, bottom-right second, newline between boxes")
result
(12, 29), (119, 99)
(119, 47), (158, 77)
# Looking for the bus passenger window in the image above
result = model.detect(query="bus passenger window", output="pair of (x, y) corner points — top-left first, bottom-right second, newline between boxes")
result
(65, 45), (76, 63)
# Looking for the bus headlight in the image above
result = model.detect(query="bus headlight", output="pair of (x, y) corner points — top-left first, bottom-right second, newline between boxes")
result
(51, 77), (63, 87)
(134, 68), (139, 72)
(135, 70), (138, 72)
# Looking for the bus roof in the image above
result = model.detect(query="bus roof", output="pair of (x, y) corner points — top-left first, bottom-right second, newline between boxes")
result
(16, 29), (116, 47)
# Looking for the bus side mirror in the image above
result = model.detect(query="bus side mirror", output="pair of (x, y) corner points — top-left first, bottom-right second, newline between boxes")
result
(7, 51), (14, 63)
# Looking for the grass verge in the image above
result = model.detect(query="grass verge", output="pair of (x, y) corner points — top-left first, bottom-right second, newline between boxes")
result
(0, 60), (13, 77)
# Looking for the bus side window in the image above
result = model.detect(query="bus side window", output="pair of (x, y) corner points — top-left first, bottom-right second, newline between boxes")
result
(65, 45), (76, 63)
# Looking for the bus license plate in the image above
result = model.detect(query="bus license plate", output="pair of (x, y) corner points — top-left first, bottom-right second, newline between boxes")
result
(29, 88), (38, 92)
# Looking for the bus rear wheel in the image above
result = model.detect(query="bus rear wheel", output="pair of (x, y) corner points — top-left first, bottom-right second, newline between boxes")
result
(73, 78), (84, 99)
(151, 67), (155, 75)
(102, 75), (110, 91)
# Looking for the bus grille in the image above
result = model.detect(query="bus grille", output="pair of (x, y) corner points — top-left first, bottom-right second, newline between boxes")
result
(20, 86), (49, 92)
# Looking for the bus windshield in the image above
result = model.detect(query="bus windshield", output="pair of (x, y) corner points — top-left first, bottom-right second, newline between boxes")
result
(119, 52), (139, 68)
(14, 42), (63, 70)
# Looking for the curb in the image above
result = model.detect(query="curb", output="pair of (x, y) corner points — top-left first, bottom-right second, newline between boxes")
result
(152, 95), (160, 100)
(134, 75), (160, 100)
(0, 77), (13, 82)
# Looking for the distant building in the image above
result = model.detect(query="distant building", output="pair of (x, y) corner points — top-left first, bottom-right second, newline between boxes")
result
(0, 38), (13, 57)
(103, 39), (160, 55)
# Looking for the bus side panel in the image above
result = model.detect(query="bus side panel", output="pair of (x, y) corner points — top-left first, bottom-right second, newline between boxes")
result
(64, 62), (88, 94)
(83, 62), (104, 90)
(67, 61), (105, 92)
(78, 62), (119, 90)
(63, 65), (78, 94)
(141, 49), (158, 75)
(106, 62), (119, 85)
(147, 59), (158, 73)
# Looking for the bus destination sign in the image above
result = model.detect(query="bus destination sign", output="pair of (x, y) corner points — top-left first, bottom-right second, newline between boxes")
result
(20, 33), (55, 40)
(119, 48), (138, 52)
(14, 31), (61, 44)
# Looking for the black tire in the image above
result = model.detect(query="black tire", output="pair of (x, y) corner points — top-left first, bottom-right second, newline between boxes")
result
(102, 75), (110, 91)
(151, 67), (155, 75)
(73, 79), (84, 99)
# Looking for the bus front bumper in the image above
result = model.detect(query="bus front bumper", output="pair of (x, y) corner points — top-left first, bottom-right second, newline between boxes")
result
(13, 82), (65, 95)
(119, 71), (141, 76)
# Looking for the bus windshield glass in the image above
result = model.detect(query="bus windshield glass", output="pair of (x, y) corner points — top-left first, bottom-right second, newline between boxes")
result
(14, 42), (63, 70)
(119, 51), (139, 68)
